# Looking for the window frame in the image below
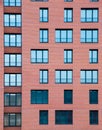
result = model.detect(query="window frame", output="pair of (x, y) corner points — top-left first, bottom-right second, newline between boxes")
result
(81, 8), (98, 22)
(55, 29), (73, 43)
(80, 70), (98, 84)
(40, 8), (48, 22)
(39, 110), (48, 125)
(89, 90), (98, 104)
(55, 70), (73, 84)
(4, 0), (21, 7)
(31, 90), (48, 104)
(40, 70), (48, 84)
(89, 49), (98, 64)
(64, 49), (73, 63)
(31, 49), (49, 63)
(64, 8), (73, 22)
(90, 110), (98, 125)
(40, 29), (49, 43)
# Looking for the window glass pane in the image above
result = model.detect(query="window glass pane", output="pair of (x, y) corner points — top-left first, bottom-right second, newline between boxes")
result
(4, 35), (9, 46)
(37, 51), (42, 62)
(10, 94), (16, 106)
(86, 30), (91, 42)
(4, 94), (9, 106)
(56, 30), (60, 42)
(81, 71), (85, 83)
(16, 114), (21, 126)
(5, 74), (9, 86)
(5, 54), (9, 66)
(10, 35), (16, 46)
(61, 71), (66, 83)
(17, 94), (21, 106)
(17, 35), (21, 46)
(10, 74), (16, 86)
(4, 14), (9, 26)
(86, 71), (91, 83)
(10, 15), (15, 26)
(10, 114), (16, 126)
(17, 74), (21, 86)
(81, 10), (85, 21)
(16, 15), (21, 26)
(10, 55), (16, 66)
(87, 10), (92, 21)
(4, 114), (9, 126)
(61, 30), (66, 42)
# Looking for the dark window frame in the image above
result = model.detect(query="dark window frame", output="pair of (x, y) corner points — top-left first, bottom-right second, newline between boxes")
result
(64, 90), (73, 104)
(64, 8), (73, 22)
(40, 69), (48, 84)
(89, 90), (98, 104)
(39, 110), (48, 125)
(4, 0), (21, 6)
(89, 49), (98, 63)
(90, 110), (98, 125)
(40, 29), (49, 43)
(40, 8), (48, 22)
(64, 49), (73, 63)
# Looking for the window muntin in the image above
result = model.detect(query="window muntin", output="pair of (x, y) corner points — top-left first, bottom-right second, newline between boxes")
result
(64, 90), (73, 104)
(40, 8), (48, 22)
(81, 9), (98, 22)
(4, 54), (22, 66)
(40, 29), (48, 43)
(89, 90), (98, 104)
(4, 34), (22, 47)
(81, 29), (98, 43)
(31, 50), (48, 63)
(55, 70), (73, 84)
(4, 0), (21, 6)
(90, 110), (98, 125)
(64, 49), (73, 63)
(31, 90), (48, 104)
(55, 29), (73, 43)
(80, 70), (98, 84)
(55, 110), (73, 124)
(4, 74), (22, 86)
(4, 14), (21, 27)
(4, 113), (21, 127)
(64, 9), (73, 22)
(89, 50), (98, 63)
(40, 70), (48, 84)
(39, 110), (48, 125)
(4, 93), (21, 106)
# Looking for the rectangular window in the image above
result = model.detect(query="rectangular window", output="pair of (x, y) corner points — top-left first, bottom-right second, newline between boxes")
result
(4, 93), (21, 106)
(64, 0), (73, 2)
(64, 8), (73, 22)
(4, 34), (22, 47)
(4, 14), (21, 27)
(64, 49), (73, 63)
(40, 29), (48, 43)
(90, 0), (99, 2)
(81, 9), (98, 22)
(4, 0), (21, 6)
(31, 90), (48, 104)
(31, 49), (48, 63)
(89, 90), (98, 104)
(40, 70), (48, 84)
(55, 70), (73, 84)
(80, 70), (98, 84)
(90, 110), (98, 125)
(55, 110), (73, 124)
(4, 54), (22, 66)
(4, 73), (22, 86)
(40, 8), (48, 22)
(81, 29), (98, 43)
(55, 29), (73, 43)
(39, 110), (48, 125)
(64, 90), (73, 104)
(89, 50), (98, 63)
(4, 113), (21, 127)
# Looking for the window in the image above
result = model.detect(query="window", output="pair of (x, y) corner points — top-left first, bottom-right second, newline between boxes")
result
(31, 90), (48, 104)
(55, 110), (73, 124)
(4, 34), (22, 47)
(64, 9), (73, 22)
(80, 70), (98, 84)
(4, 54), (22, 66)
(4, 14), (21, 27)
(64, 0), (73, 2)
(55, 70), (73, 84)
(40, 29), (48, 43)
(81, 9), (98, 22)
(90, 110), (98, 125)
(4, 74), (22, 86)
(40, 8), (48, 22)
(89, 50), (98, 63)
(31, 49), (48, 63)
(64, 49), (73, 63)
(4, 113), (21, 127)
(55, 29), (73, 43)
(40, 70), (48, 84)
(89, 90), (98, 104)
(81, 29), (98, 43)
(64, 90), (73, 104)
(4, 93), (21, 106)
(4, 0), (21, 6)
(39, 110), (48, 125)
(90, 0), (99, 2)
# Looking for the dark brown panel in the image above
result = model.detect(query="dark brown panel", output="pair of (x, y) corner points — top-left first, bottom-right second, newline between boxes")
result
(4, 7), (21, 13)
(4, 47), (22, 53)
(4, 127), (21, 130)
(4, 87), (22, 93)
(4, 67), (22, 73)
(4, 107), (21, 113)
(4, 27), (21, 33)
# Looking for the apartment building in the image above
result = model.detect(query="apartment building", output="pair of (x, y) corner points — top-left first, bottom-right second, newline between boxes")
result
(0, 0), (102, 130)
